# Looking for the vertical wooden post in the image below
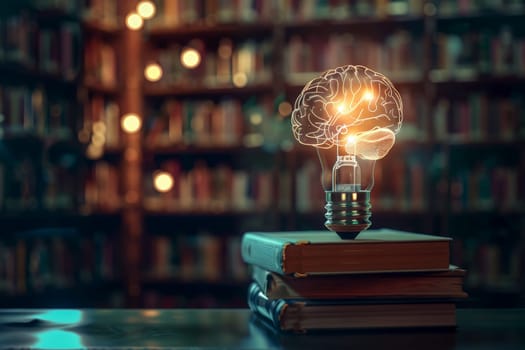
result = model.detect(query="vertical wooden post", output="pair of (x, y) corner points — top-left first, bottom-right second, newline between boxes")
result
(118, 0), (143, 307)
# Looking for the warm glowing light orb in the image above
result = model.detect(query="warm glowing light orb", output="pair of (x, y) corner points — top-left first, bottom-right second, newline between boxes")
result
(363, 90), (374, 101)
(249, 113), (263, 125)
(121, 113), (142, 133)
(144, 63), (163, 82)
(92, 121), (106, 134)
(137, 1), (156, 19)
(91, 133), (106, 146)
(181, 48), (201, 69)
(278, 101), (293, 117)
(126, 13), (144, 30)
(232, 72), (247, 87)
(153, 171), (174, 192)
(86, 144), (103, 160)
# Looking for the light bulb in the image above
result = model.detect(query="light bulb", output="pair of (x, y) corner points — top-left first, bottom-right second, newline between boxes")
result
(291, 65), (403, 238)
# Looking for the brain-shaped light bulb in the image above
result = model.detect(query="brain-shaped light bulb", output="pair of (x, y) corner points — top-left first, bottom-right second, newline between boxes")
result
(291, 65), (403, 160)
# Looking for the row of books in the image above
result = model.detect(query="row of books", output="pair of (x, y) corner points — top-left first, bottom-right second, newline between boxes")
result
(0, 86), (75, 139)
(144, 97), (275, 148)
(0, 232), (117, 295)
(0, 158), (121, 214)
(0, 15), (81, 79)
(433, 93), (525, 142)
(279, 0), (424, 21)
(83, 0), (524, 29)
(0, 157), (41, 212)
(144, 161), (275, 212)
(82, 0), (118, 27)
(397, 87), (429, 141)
(452, 236), (522, 290)
(295, 155), (427, 213)
(431, 26), (525, 80)
(33, 0), (85, 14)
(242, 229), (465, 331)
(147, 39), (272, 89)
(82, 161), (121, 213)
(0, 152), (78, 213)
(436, 0), (524, 16)
(286, 31), (423, 85)
(144, 233), (248, 282)
(146, 0), (274, 28)
(81, 95), (120, 148)
(449, 163), (522, 212)
(83, 37), (117, 88)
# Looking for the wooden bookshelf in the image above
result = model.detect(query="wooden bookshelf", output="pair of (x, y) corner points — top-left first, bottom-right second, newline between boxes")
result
(3, 0), (523, 308)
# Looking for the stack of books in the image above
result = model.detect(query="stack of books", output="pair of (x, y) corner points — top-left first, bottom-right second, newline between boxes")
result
(241, 229), (467, 332)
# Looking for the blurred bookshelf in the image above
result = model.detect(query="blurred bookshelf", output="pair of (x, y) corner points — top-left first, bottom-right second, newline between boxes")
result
(1, 0), (524, 308)
(0, 0), (125, 307)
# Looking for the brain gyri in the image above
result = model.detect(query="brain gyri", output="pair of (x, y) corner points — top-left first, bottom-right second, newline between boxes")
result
(291, 65), (403, 160)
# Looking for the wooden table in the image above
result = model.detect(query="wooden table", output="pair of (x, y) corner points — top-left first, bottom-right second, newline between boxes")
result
(0, 308), (524, 349)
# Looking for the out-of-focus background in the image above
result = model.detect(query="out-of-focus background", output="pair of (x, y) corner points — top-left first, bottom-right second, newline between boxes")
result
(0, 0), (524, 308)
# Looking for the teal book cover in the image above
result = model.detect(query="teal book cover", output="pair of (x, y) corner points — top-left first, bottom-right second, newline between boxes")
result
(241, 229), (451, 275)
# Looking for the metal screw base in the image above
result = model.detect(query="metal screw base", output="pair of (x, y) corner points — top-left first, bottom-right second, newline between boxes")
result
(324, 191), (371, 239)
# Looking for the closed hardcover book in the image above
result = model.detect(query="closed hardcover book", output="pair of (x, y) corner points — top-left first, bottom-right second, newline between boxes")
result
(252, 265), (467, 300)
(247, 283), (457, 332)
(241, 229), (451, 275)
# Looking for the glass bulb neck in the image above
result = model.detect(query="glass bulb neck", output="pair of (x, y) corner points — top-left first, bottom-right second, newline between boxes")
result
(332, 155), (361, 192)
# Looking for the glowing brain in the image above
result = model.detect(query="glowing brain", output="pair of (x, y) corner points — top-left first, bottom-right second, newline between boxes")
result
(291, 65), (403, 160)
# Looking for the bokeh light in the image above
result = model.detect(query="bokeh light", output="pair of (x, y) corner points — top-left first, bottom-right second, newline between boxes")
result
(137, 1), (156, 19)
(232, 72), (247, 87)
(278, 101), (293, 117)
(121, 113), (142, 133)
(144, 63), (163, 82)
(180, 48), (201, 69)
(153, 171), (174, 193)
(126, 13), (143, 30)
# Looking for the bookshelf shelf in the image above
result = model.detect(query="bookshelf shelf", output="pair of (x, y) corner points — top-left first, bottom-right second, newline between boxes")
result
(448, 209), (525, 217)
(0, 62), (78, 87)
(144, 83), (273, 98)
(430, 74), (525, 86)
(283, 16), (425, 34)
(444, 140), (525, 148)
(435, 11), (525, 23)
(147, 22), (273, 41)
(285, 72), (424, 95)
(82, 20), (119, 36)
(0, 281), (123, 308)
(83, 80), (119, 95)
(144, 208), (275, 218)
(144, 144), (272, 156)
